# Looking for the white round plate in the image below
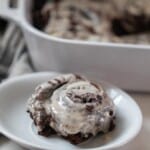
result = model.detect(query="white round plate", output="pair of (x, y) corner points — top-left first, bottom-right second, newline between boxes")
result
(0, 72), (142, 150)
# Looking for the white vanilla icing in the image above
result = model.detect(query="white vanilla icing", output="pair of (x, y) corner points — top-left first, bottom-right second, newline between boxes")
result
(48, 81), (114, 136)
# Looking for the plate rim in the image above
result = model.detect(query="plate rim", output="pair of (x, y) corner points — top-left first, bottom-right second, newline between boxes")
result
(0, 72), (143, 150)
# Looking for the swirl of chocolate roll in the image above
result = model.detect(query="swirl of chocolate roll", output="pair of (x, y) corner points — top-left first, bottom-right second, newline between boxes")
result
(27, 74), (115, 144)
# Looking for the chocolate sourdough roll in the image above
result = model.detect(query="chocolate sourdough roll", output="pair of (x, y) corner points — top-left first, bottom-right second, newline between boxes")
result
(27, 74), (116, 144)
(111, 0), (150, 36)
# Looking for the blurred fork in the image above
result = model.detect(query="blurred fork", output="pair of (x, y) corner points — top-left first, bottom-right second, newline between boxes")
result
(0, 22), (23, 66)
(0, 22), (25, 81)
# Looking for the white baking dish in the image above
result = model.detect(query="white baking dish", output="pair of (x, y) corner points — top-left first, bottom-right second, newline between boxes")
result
(0, 0), (150, 91)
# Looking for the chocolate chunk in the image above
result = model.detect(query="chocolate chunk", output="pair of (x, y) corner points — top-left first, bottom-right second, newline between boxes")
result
(86, 105), (94, 112)
(54, 78), (62, 84)
(74, 95), (81, 99)
(109, 120), (116, 132)
(68, 26), (77, 34)
(64, 133), (92, 144)
(74, 74), (83, 80)
(97, 95), (102, 100)
(109, 110), (114, 116)
(85, 26), (96, 34)
(97, 95), (102, 103)
(82, 98), (87, 103)
(38, 125), (56, 137)
(26, 110), (30, 113)
(88, 98), (96, 102)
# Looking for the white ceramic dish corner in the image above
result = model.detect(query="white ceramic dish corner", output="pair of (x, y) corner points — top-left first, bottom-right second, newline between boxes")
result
(0, 72), (142, 150)
(0, 0), (150, 91)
